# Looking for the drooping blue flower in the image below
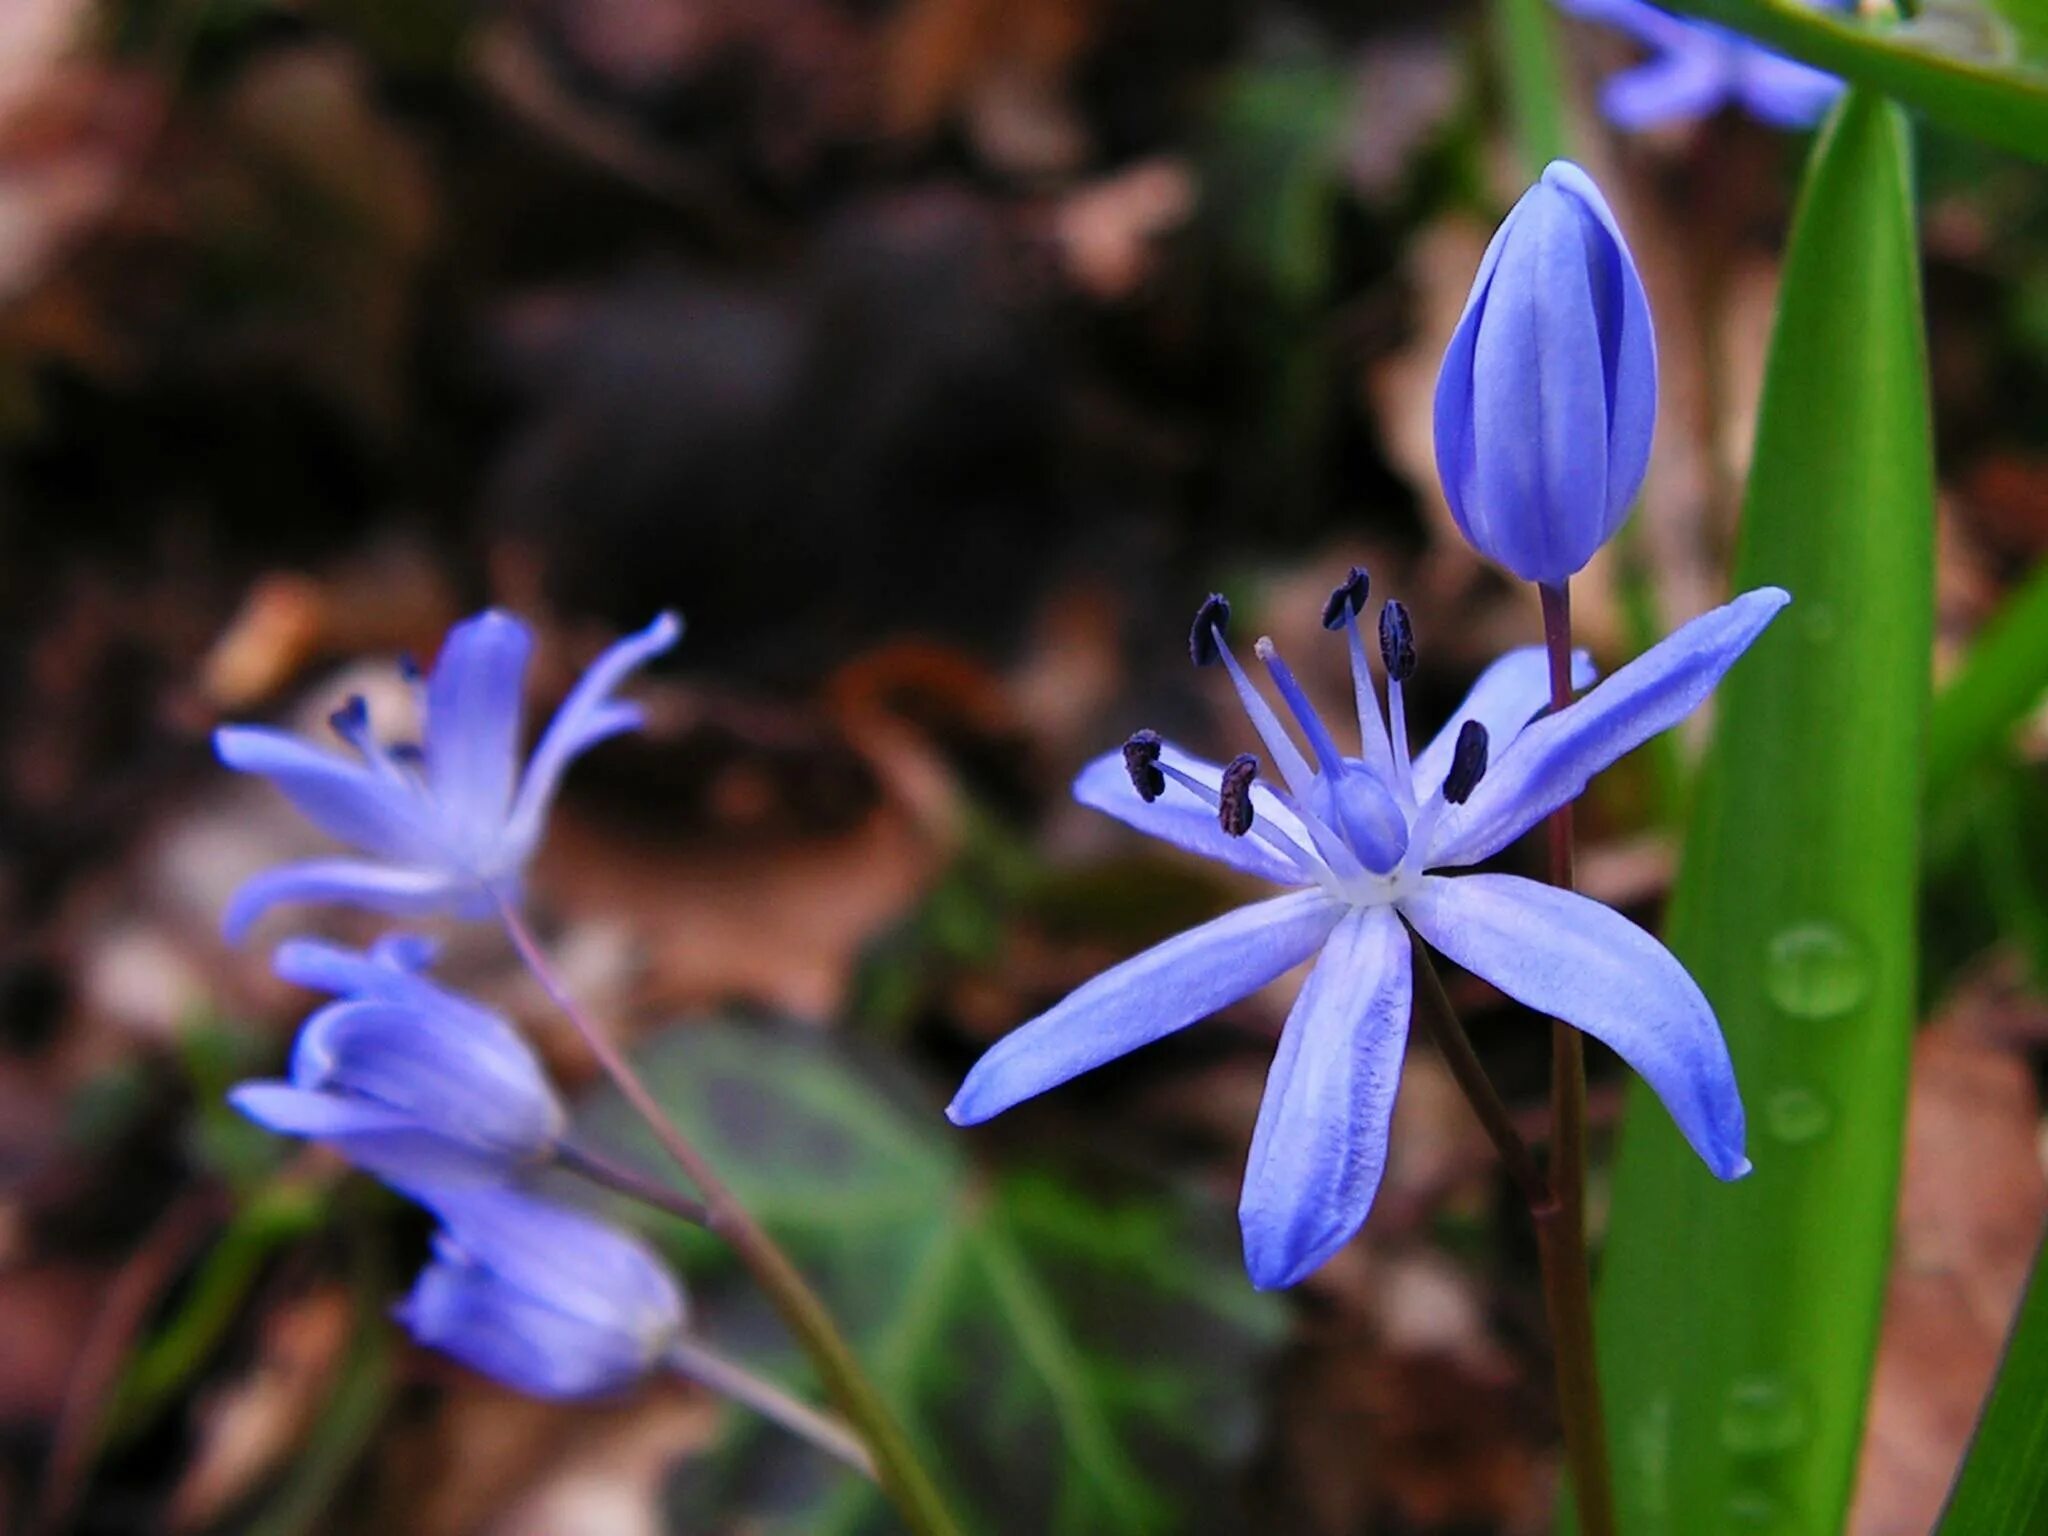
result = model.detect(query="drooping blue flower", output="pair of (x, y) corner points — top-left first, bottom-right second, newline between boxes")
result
(216, 610), (680, 942)
(1557, 0), (1843, 131)
(398, 1186), (686, 1399)
(229, 934), (565, 1187)
(949, 574), (1788, 1289)
(1433, 161), (1657, 588)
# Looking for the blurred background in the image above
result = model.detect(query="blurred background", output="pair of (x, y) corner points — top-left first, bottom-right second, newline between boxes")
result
(3, 0), (2047, 1532)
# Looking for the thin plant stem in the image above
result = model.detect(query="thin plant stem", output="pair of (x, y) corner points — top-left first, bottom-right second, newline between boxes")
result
(495, 899), (961, 1536)
(1407, 934), (1549, 1211)
(665, 1337), (877, 1480)
(1536, 579), (1616, 1536)
(555, 1139), (711, 1228)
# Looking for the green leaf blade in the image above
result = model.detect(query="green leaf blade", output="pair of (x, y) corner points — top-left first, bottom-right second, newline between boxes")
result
(1937, 1233), (2048, 1533)
(1594, 90), (1934, 1536)
(1652, 0), (2048, 162)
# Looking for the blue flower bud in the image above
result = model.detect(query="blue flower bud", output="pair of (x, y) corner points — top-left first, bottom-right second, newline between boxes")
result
(1432, 161), (1657, 586)
(230, 988), (566, 1189)
(398, 1188), (686, 1399)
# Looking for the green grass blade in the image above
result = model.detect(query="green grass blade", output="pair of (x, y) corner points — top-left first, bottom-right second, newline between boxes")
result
(1494, 0), (1573, 172)
(1594, 90), (1933, 1536)
(1927, 557), (2048, 798)
(1654, 0), (2048, 162)
(1936, 1232), (2048, 1532)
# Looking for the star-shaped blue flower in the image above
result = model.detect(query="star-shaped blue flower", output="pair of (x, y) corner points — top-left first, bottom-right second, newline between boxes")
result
(216, 609), (679, 942)
(949, 574), (1788, 1289)
(1558, 0), (1843, 131)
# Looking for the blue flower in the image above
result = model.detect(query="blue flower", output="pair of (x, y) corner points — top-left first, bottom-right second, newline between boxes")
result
(229, 934), (565, 1187)
(1557, 0), (1843, 130)
(398, 1186), (687, 1399)
(1434, 161), (1657, 588)
(216, 609), (680, 942)
(949, 575), (1788, 1289)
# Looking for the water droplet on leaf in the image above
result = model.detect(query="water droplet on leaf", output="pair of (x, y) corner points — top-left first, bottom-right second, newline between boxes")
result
(1720, 1376), (1811, 1457)
(1727, 1489), (1785, 1530)
(1765, 1086), (1832, 1145)
(1764, 923), (1870, 1021)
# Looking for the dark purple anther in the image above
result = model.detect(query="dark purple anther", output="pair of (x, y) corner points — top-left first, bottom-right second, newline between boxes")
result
(1190, 595), (1231, 667)
(1378, 600), (1415, 682)
(1321, 568), (1370, 631)
(1443, 720), (1490, 805)
(329, 695), (370, 744)
(1218, 753), (1258, 836)
(1123, 730), (1167, 803)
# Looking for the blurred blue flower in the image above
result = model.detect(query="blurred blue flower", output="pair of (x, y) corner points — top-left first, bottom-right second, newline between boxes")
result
(399, 1186), (686, 1399)
(1558, 0), (1843, 130)
(229, 934), (565, 1187)
(216, 609), (680, 941)
(949, 576), (1787, 1289)
(1434, 161), (1657, 587)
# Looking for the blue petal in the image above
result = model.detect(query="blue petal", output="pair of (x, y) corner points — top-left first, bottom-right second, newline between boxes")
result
(223, 859), (472, 943)
(273, 935), (439, 1000)
(1426, 587), (1790, 868)
(398, 1253), (656, 1399)
(231, 1081), (421, 1138)
(229, 1083), (518, 1186)
(424, 611), (533, 848)
(1409, 646), (1596, 803)
(947, 889), (1344, 1126)
(1239, 906), (1412, 1290)
(1732, 47), (1841, 127)
(369, 933), (441, 972)
(271, 935), (505, 1036)
(1403, 874), (1748, 1179)
(1546, 161), (1657, 533)
(505, 613), (681, 857)
(1072, 741), (1313, 887)
(216, 727), (439, 863)
(1601, 51), (1733, 129)
(415, 1187), (686, 1338)
(290, 999), (564, 1159)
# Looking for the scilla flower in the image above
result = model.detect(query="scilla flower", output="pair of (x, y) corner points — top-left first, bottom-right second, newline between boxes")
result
(399, 1186), (686, 1399)
(1557, 0), (1842, 131)
(229, 934), (565, 1186)
(1434, 162), (1656, 588)
(216, 609), (680, 941)
(949, 573), (1787, 1289)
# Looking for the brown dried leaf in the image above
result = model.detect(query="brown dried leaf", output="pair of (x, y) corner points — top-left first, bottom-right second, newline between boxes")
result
(1849, 1004), (2048, 1536)
(167, 1287), (356, 1530)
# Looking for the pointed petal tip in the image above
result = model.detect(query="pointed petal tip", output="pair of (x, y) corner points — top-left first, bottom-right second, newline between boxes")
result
(1726, 1154), (1754, 1182)
(944, 1079), (995, 1126)
(224, 1081), (276, 1121)
(213, 724), (289, 771)
(1240, 1234), (1318, 1292)
(460, 608), (533, 641)
(221, 893), (265, 947)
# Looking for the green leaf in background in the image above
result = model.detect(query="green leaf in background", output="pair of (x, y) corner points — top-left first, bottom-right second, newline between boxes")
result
(1927, 556), (2048, 800)
(1935, 1232), (2048, 1532)
(575, 1022), (1286, 1536)
(1651, 0), (2048, 163)
(1593, 90), (1933, 1536)
(1494, 0), (1574, 172)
